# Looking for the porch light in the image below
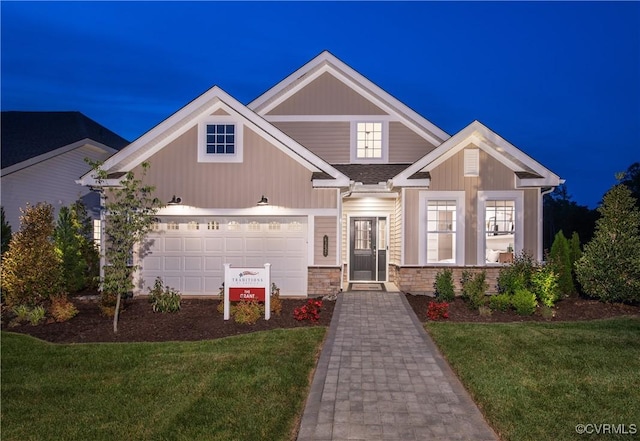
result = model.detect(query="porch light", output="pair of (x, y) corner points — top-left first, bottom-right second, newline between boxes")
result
(257, 195), (269, 206)
(167, 195), (182, 205)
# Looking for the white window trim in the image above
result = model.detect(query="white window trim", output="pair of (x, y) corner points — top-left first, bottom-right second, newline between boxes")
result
(477, 190), (523, 265)
(197, 117), (244, 163)
(350, 120), (389, 163)
(419, 191), (465, 266)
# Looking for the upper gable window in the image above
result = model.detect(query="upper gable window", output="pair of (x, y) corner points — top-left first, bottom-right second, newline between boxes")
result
(198, 118), (244, 163)
(351, 121), (388, 163)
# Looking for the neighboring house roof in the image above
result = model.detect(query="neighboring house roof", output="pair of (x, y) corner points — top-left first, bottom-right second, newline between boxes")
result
(1, 111), (129, 169)
(249, 50), (450, 147)
(77, 86), (350, 188)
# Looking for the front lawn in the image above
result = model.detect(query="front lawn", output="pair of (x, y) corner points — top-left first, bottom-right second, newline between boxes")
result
(1, 328), (325, 441)
(426, 318), (640, 441)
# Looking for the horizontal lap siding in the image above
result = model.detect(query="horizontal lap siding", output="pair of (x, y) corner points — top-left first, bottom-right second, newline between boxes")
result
(389, 122), (439, 163)
(271, 121), (350, 164)
(135, 126), (336, 209)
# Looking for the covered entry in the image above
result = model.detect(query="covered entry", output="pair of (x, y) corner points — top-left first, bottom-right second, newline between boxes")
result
(349, 216), (387, 281)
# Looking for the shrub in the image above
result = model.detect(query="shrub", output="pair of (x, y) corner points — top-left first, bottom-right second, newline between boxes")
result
(148, 278), (181, 313)
(1, 203), (63, 308)
(12, 304), (31, 323)
(270, 283), (282, 316)
(427, 301), (449, 320)
(532, 265), (560, 307)
(548, 231), (575, 296)
(433, 268), (455, 301)
(28, 305), (46, 326)
(511, 288), (537, 316)
(293, 299), (323, 323)
(497, 251), (536, 295)
(233, 301), (262, 324)
(479, 305), (493, 317)
(575, 183), (640, 303)
(49, 294), (79, 322)
(461, 270), (488, 310)
(54, 206), (88, 294)
(488, 293), (512, 312)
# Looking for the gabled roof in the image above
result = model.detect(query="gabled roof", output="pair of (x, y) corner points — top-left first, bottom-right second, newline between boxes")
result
(393, 120), (563, 188)
(78, 86), (349, 187)
(248, 50), (450, 147)
(1, 111), (129, 169)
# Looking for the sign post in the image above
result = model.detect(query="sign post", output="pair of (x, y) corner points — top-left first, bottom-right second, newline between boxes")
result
(223, 263), (271, 321)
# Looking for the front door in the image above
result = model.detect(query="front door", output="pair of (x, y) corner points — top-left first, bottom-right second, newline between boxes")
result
(350, 217), (387, 281)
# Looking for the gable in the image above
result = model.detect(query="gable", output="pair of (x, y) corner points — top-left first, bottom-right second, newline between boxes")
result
(267, 72), (387, 116)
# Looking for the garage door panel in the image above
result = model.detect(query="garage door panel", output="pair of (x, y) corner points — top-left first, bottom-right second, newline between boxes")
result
(164, 257), (181, 271)
(164, 276), (182, 290)
(185, 238), (202, 252)
(185, 256), (202, 271)
(165, 237), (182, 252)
(205, 256), (223, 271)
(143, 256), (162, 271)
(225, 237), (244, 252)
(205, 238), (223, 252)
(245, 237), (265, 251)
(184, 277), (202, 292)
(265, 237), (287, 251)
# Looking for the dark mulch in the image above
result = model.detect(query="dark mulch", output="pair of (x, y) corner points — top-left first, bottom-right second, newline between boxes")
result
(2, 295), (335, 344)
(405, 293), (640, 323)
(4, 292), (639, 344)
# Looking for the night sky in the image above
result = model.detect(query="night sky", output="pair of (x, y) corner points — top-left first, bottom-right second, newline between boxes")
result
(2, 1), (638, 208)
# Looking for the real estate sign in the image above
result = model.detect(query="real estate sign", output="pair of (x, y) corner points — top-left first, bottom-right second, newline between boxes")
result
(223, 263), (271, 321)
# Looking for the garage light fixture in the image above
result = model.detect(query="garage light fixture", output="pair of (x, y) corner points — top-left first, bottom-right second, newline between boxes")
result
(168, 195), (182, 205)
(257, 195), (269, 206)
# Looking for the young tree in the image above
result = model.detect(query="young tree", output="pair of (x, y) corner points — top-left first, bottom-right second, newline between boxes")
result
(1, 206), (12, 256)
(89, 161), (162, 333)
(575, 181), (640, 303)
(1, 203), (63, 307)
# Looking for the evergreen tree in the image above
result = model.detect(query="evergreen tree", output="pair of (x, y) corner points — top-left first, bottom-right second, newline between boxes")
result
(1, 203), (63, 307)
(71, 200), (100, 289)
(54, 206), (87, 293)
(549, 230), (574, 296)
(575, 182), (640, 303)
(1, 206), (12, 256)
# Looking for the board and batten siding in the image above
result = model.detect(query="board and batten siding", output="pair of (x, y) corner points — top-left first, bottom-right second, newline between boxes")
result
(404, 147), (542, 265)
(271, 121), (350, 164)
(267, 72), (388, 116)
(314, 216), (338, 265)
(133, 125), (337, 210)
(388, 122), (439, 163)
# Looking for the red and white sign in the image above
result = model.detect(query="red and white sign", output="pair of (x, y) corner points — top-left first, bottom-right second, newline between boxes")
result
(223, 263), (271, 321)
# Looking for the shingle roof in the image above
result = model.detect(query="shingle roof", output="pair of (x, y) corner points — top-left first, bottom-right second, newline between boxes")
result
(312, 163), (429, 185)
(1, 111), (129, 169)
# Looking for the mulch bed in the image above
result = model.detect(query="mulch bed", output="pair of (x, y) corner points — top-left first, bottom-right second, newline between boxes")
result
(3, 292), (639, 344)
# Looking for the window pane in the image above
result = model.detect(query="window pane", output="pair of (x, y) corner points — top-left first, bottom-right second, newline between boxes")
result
(485, 200), (515, 263)
(427, 200), (457, 263)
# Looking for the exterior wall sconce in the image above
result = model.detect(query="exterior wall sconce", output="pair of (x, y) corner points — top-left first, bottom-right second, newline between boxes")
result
(257, 195), (269, 206)
(168, 195), (182, 205)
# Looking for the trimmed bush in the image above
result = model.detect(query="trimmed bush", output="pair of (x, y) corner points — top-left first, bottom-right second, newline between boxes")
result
(461, 270), (488, 310)
(427, 301), (449, 320)
(433, 268), (455, 301)
(496, 252), (537, 295)
(49, 294), (79, 322)
(532, 265), (560, 307)
(488, 293), (512, 312)
(511, 288), (537, 316)
(549, 231), (574, 296)
(234, 301), (262, 324)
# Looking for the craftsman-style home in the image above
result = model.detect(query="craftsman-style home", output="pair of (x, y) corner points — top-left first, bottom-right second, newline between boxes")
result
(79, 51), (562, 297)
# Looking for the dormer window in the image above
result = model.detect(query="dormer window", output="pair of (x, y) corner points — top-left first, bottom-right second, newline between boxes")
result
(351, 120), (388, 163)
(198, 117), (243, 163)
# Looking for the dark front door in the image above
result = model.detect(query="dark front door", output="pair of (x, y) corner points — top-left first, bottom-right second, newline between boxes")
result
(350, 217), (380, 281)
(349, 217), (388, 281)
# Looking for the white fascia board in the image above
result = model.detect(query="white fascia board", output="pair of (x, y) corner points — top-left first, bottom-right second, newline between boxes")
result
(3, 139), (117, 177)
(516, 176), (563, 187)
(391, 178), (430, 188)
(156, 205), (339, 217)
(249, 51), (450, 146)
(312, 178), (351, 188)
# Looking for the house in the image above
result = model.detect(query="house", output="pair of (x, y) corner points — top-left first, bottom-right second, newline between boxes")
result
(1, 111), (129, 230)
(78, 51), (562, 297)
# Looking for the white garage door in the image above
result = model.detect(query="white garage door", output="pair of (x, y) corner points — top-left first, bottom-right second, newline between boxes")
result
(138, 217), (308, 297)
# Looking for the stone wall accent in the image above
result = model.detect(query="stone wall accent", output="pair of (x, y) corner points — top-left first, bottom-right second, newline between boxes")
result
(308, 267), (342, 297)
(391, 265), (502, 295)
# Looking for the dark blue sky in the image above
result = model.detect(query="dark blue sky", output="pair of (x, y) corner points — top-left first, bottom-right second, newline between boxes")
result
(2, 1), (638, 208)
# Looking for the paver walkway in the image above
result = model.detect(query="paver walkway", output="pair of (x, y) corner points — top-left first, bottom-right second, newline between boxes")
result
(297, 291), (498, 441)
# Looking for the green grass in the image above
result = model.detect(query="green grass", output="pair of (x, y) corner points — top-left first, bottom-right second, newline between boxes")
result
(1, 328), (326, 441)
(426, 318), (640, 441)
